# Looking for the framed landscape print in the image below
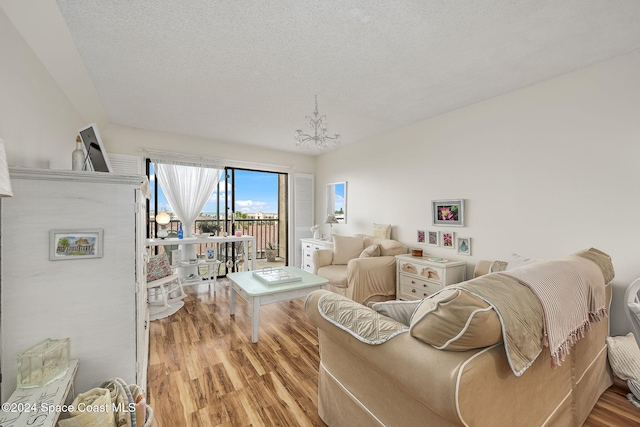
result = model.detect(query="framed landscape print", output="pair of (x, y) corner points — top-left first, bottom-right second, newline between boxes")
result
(50, 229), (103, 260)
(457, 237), (471, 256)
(432, 199), (464, 227)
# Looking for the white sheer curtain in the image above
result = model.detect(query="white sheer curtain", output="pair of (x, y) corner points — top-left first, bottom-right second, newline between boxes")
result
(154, 162), (222, 237)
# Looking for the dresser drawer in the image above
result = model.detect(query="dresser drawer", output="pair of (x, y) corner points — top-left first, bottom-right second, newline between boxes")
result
(301, 248), (317, 272)
(399, 275), (441, 295)
(303, 241), (329, 251)
(419, 266), (443, 283)
(399, 284), (437, 300)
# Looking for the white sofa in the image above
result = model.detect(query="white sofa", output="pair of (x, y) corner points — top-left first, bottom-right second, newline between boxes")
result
(305, 248), (615, 426)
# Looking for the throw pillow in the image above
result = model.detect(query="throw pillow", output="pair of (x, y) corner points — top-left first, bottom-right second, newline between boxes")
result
(606, 333), (640, 383)
(629, 379), (640, 406)
(369, 300), (421, 326)
(332, 235), (364, 265)
(360, 244), (381, 258)
(372, 223), (391, 239)
(147, 253), (172, 281)
(409, 289), (503, 351)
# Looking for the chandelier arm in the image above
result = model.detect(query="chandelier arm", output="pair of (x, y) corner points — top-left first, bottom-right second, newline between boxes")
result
(294, 96), (341, 150)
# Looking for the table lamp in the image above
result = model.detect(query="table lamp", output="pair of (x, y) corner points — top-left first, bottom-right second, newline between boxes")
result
(156, 211), (171, 238)
(325, 214), (338, 241)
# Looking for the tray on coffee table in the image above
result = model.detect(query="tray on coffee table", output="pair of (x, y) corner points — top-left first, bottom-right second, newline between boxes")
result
(251, 268), (302, 285)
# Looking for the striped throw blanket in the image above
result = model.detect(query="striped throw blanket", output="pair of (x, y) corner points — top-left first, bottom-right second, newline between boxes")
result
(499, 248), (613, 367)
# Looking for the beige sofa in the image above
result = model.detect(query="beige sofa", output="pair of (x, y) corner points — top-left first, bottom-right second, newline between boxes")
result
(312, 234), (408, 305)
(305, 249), (614, 427)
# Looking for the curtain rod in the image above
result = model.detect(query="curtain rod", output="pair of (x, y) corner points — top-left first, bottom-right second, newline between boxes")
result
(140, 148), (294, 172)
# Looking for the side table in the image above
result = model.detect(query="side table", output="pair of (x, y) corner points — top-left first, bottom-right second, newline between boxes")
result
(395, 254), (467, 300)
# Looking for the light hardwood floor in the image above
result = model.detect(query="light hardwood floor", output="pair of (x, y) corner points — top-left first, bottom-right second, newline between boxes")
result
(147, 280), (640, 427)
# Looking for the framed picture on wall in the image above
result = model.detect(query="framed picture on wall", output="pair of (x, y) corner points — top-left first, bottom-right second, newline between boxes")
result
(441, 231), (455, 249)
(432, 199), (464, 227)
(49, 229), (103, 260)
(417, 230), (426, 244)
(457, 237), (471, 256)
(427, 230), (439, 247)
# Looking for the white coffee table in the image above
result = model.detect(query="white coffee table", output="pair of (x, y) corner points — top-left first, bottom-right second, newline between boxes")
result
(227, 266), (328, 342)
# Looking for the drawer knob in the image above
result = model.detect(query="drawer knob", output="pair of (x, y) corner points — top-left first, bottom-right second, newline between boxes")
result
(411, 289), (416, 293)
(411, 280), (416, 284)
(423, 293), (428, 297)
(423, 284), (427, 287)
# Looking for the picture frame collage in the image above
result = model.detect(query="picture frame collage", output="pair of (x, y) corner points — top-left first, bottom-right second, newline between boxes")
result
(416, 229), (471, 256)
(416, 199), (472, 256)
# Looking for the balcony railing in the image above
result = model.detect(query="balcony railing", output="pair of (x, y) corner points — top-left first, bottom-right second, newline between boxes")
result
(151, 218), (280, 260)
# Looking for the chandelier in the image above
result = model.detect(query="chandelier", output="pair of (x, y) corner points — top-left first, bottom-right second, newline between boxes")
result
(294, 95), (341, 150)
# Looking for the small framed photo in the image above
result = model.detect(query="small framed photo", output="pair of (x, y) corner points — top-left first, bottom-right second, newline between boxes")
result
(417, 230), (426, 244)
(432, 199), (464, 227)
(50, 229), (103, 260)
(457, 237), (471, 256)
(441, 231), (455, 249)
(206, 248), (216, 261)
(427, 230), (440, 247)
(171, 249), (182, 266)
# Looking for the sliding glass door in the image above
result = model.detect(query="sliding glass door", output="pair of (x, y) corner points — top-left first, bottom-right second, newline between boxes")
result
(147, 160), (288, 275)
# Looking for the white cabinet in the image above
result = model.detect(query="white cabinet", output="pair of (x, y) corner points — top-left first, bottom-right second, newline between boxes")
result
(300, 238), (333, 273)
(0, 168), (147, 402)
(395, 254), (467, 300)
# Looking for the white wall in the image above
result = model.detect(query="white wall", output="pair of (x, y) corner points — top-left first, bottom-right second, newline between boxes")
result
(316, 50), (640, 336)
(0, 4), (316, 176)
(0, 7), (86, 169)
(103, 124), (315, 174)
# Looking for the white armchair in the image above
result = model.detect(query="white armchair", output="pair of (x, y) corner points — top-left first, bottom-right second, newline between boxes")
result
(313, 234), (408, 305)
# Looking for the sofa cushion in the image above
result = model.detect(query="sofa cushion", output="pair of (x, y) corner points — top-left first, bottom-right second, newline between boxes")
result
(369, 299), (421, 326)
(332, 235), (364, 265)
(409, 289), (502, 351)
(362, 236), (408, 256)
(379, 240), (408, 256)
(317, 264), (348, 288)
(360, 244), (381, 258)
(372, 223), (391, 239)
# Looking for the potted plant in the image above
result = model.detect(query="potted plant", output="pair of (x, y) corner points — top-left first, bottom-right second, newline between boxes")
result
(199, 221), (221, 236)
(265, 242), (278, 262)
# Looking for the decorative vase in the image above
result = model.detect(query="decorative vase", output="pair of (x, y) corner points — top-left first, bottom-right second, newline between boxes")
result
(72, 138), (85, 171)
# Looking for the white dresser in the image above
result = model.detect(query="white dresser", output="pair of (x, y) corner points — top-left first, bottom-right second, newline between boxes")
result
(300, 238), (333, 273)
(395, 254), (467, 300)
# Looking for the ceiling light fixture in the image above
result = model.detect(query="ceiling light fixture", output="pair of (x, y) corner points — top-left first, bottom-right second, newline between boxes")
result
(294, 95), (341, 151)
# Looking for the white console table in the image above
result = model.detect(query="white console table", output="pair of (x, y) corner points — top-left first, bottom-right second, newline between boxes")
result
(146, 235), (257, 272)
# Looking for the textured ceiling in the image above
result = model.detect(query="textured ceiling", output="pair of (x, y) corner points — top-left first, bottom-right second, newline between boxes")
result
(54, 0), (640, 155)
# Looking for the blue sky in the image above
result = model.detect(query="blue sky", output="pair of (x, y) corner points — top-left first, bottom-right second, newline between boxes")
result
(151, 166), (279, 215)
